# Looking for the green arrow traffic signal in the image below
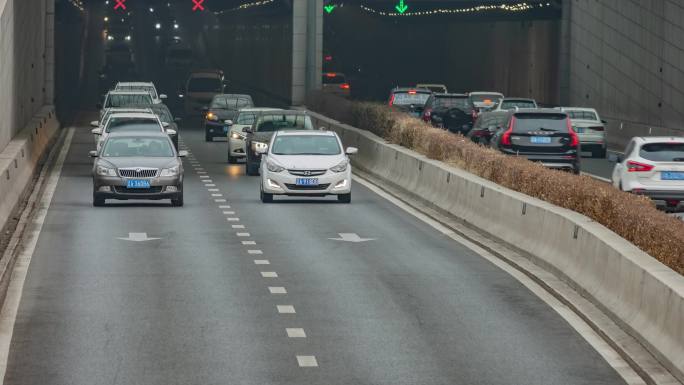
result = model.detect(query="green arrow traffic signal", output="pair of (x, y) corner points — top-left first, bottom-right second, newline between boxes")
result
(395, 0), (408, 14)
(324, 4), (336, 14)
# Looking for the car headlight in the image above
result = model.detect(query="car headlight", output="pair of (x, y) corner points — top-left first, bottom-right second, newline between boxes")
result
(230, 131), (244, 140)
(96, 165), (117, 176)
(330, 159), (348, 173)
(125, 35), (131, 41)
(107, 35), (114, 41)
(160, 166), (179, 177)
(251, 141), (268, 152)
(206, 112), (218, 121)
(266, 159), (285, 173)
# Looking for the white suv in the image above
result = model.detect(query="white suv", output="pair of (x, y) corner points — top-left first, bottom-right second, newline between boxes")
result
(611, 136), (684, 210)
(257, 130), (357, 203)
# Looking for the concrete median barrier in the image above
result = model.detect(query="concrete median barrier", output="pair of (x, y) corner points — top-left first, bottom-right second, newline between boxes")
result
(0, 105), (60, 233)
(310, 110), (684, 382)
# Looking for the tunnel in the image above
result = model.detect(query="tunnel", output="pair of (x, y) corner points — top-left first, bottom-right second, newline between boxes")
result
(1, 0), (684, 384)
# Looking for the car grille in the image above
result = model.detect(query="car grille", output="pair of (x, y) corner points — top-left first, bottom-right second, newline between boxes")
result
(288, 169), (327, 176)
(114, 186), (164, 194)
(284, 183), (331, 191)
(119, 168), (158, 178)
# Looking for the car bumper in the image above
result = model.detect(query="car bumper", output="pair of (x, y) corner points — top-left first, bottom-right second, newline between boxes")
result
(229, 136), (246, 157)
(501, 151), (580, 170)
(205, 121), (229, 136)
(629, 189), (684, 206)
(93, 175), (182, 200)
(262, 169), (352, 195)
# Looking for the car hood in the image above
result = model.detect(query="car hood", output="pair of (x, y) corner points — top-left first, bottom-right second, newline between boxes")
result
(99, 157), (178, 170)
(269, 154), (345, 170)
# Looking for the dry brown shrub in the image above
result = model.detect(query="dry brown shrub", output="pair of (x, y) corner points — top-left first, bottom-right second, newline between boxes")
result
(308, 94), (684, 275)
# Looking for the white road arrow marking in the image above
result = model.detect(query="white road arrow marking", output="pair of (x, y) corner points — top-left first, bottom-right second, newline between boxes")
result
(117, 233), (160, 242)
(328, 233), (375, 243)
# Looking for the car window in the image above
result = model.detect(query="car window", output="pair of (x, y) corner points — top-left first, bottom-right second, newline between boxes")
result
(188, 77), (222, 93)
(513, 113), (567, 133)
(434, 96), (469, 110)
(211, 96), (253, 109)
(237, 112), (256, 125)
(501, 100), (536, 109)
(106, 94), (153, 108)
(323, 73), (346, 84)
(271, 135), (341, 155)
(150, 107), (172, 123)
(639, 143), (684, 162)
(566, 110), (598, 121)
(106, 118), (160, 133)
(102, 137), (174, 157)
(256, 115), (313, 132)
(391, 91), (431, 106)
(117, 85), (157, 99)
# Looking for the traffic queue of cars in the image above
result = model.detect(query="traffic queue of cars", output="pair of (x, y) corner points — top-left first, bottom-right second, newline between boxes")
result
(397, 85), (684, 211)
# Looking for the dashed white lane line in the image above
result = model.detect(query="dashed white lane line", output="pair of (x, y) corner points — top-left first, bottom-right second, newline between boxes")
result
(254, 260), (270, 265)
(200, 175), (210, 179)
(242, 241), (256, 245)
(236, 232), (250, 237)
(277, 305), (296, 314)
(197, 171), (207, 174)
(269, 287), (287, 294)
(296, 356), (318, 367)
(286, 328), (306, 338)
(219, 205), (231, 209)
(208, 188), (219, 192)
(205, 184), (216, 187)
(261, 272), (278, 278)
(214, 199), (227, 203)
(223, 211), (235, 215)
(227, 217), (240, 222)
(211, 193), (223, 197)
(232, 225), (245, 229)
(248, 249), (262, 255)
(202, 179), (213, 183)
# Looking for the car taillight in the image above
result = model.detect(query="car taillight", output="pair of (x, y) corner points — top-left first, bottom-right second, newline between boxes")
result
(423, 108), (432, 121)
(501, 117), (515, 146)
(567, 118), (579, 147)
(590, 126), (604, 131)
(389, 94), (395, 106)
(339, 83), (350, 90)
(626, 160), (654, 172)
(471, 109), (478, 120)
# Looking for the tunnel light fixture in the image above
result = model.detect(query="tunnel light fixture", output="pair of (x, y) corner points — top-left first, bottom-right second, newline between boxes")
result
(359, 2), (552, 17)
(174, 23), (179, 29)
(149, 7), (154, 13)
(155, 23), (162, 30)
(104, 16), (109, 22)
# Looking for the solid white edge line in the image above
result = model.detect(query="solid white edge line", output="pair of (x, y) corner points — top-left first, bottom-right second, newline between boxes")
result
(352, 174), (645, 385)
(0, 127), (75, 384)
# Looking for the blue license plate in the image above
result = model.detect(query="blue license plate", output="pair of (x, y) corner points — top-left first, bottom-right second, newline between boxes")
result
(530, 136), (552, 144)
(296, 178), (319, 186)
(127, 179), (151, 188)
(661, 171), (684, 180)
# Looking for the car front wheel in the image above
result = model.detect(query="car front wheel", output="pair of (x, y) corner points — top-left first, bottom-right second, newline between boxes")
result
(260, 187), (273, 203)
(171, 188), (184, 207)
(246, 162), (259, 176)
(93, 192), (105, 207)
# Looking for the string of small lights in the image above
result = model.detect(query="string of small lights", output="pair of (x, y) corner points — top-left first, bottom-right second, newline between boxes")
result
(67, 0), (85, 12)
(359, 2), (552, 17)
(214, 0), (276, 15)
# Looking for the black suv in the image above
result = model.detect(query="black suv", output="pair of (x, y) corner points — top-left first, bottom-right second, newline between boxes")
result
(203, 94), (254, 141)
(243, 111), (315, 176)
(490, 109), (581, 174)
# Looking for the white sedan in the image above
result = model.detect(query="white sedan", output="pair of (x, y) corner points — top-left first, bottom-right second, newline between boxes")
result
(611, 136), (684, 210)
(257, 130), (357, 203)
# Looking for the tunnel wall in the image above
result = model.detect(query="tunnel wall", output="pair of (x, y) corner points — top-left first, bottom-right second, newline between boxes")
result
(563, 0), (684, 149)
(324, 7), (560, 103)
(0, 0), (51, 153)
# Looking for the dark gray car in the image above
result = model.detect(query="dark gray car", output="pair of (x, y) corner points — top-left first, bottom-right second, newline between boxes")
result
(90, 132), (187, 206)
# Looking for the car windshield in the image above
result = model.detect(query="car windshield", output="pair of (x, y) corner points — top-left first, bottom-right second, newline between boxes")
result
(513, 113), (567, 133)
(117, 85), (157, 99)
(271, 135), (341, 155)
(237, 112), (256, 125)
(102, 137), (174, 157)
(211, 96), (253, 110)
(421, 86), (447, 93)
(105, 94), (153, 108)
(434, 97), (469, 110)
(188, 77), (222, 93)
(566, 110), (598, 121)
(501, 100), (536, 109)
(322, 74), (346, 84)
(256, 115), (313, 132)
(106, 118), (160, 133)
(639, 143), (684, 162)
(470, 94), (502, 104)
(392, 91), (431, 106)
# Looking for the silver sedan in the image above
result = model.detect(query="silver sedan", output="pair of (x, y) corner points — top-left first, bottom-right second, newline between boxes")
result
(90, 132), (187, 206)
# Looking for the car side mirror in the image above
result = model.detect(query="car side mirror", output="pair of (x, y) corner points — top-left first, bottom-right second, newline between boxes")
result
(162, 122), (170, 128)
(255, 145), (268, 154)
(242, 127), (253, 134)
(90, 120), (100, 128)
(166, 129), (177, 135)
(225, 120), (233, 125)
(174, 117), (182, 122)
(159, 94), (167, 99)
(601, 119), (607, 124)
(89, 150), (98, 157)
(345, 147), (358, 155)
(178, 150), (188, 157)
(91, 128), (103, 135)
